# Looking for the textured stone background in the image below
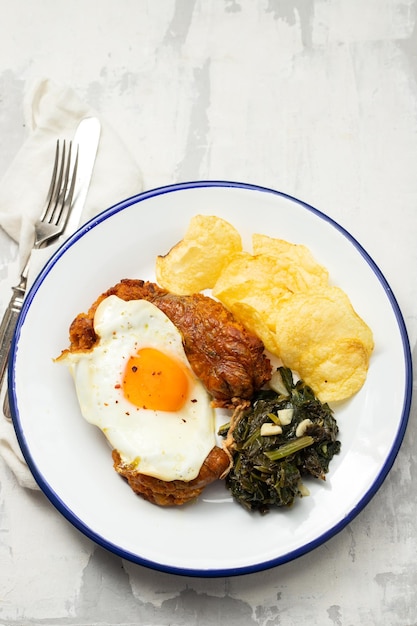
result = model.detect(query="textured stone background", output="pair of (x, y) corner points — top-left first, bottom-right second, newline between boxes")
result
(0, 1), (416, 624)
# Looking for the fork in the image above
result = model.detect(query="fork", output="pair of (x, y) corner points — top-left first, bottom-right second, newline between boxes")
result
(0, 140), (78, 418)
(31, 140), (79, 249)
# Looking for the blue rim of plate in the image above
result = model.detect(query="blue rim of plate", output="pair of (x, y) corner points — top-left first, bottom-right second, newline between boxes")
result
(8, 180), (413, 577)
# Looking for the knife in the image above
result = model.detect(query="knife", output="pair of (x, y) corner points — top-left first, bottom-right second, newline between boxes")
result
(1, 116), (101, 418)
(61, 116), (101, 239)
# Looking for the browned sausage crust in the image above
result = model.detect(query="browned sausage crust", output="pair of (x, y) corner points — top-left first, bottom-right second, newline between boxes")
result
(112, 445), (231, 506)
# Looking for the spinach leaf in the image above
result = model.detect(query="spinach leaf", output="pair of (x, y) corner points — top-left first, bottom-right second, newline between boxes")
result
(219, 367), (341, 513)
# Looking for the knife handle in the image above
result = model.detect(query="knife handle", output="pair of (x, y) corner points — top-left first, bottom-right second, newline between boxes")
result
(0, 283), (25, 391)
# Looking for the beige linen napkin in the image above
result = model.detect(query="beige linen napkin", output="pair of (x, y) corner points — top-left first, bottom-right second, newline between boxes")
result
(0, 78), (143, 489)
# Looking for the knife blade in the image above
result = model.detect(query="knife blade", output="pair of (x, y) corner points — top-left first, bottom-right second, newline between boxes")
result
(1, 115), (101, 419)
(61, 116), (101, 239)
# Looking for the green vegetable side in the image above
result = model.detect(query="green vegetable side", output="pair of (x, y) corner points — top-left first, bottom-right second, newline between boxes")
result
(219, 367), (341, 514)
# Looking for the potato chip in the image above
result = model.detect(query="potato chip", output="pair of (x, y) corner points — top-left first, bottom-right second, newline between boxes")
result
(155, 215), (242, 294)
(213, 247), (328, 334)
(271, 286), (374, 402)
(155, 213), (374, 403)
(252, 233), (329, 289)
(226, 301), (281, 356)
(300, 339), (371, 403)
(212, 252), (291, 330)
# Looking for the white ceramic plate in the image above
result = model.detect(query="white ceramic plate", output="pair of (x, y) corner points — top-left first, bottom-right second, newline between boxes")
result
(9, 182), (412, 577)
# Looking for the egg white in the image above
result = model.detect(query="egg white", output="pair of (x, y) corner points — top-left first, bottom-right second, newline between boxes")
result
(61, 295), (216, 482)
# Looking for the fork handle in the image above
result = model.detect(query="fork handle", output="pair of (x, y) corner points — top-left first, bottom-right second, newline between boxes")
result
(0, 283), (26, 392)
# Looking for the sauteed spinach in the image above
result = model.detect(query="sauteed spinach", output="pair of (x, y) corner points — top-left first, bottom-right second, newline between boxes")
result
(219, 367), (341, 513)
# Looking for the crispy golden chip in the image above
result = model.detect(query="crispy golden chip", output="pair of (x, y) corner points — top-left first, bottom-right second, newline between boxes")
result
(213, 247), (328, 332)
(212, 252), (291, 330)
(252, 234), (329, 289)
(300, 339), (371, 403)
(155, 214), (373, 402)
(225, 301), (281, 356)
(272, 286), (374, 402)
(155, 215), (242, 294)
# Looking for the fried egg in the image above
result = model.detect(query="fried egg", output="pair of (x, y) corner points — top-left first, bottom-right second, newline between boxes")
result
(60, 295), (216, 482)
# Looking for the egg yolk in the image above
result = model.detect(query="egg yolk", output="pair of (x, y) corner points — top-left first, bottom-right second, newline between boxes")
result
(122, 347), (190, 412)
